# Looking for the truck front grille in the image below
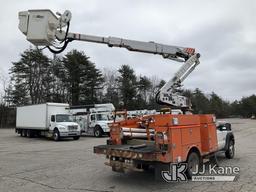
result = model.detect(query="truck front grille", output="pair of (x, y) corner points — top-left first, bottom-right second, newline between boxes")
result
(68, 125), (78, 131)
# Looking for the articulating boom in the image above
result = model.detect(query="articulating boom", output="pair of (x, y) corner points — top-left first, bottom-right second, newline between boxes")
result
(18, 9), (200, 110)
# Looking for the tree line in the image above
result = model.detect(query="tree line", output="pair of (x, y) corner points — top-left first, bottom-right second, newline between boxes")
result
(1, 47), (256, 118)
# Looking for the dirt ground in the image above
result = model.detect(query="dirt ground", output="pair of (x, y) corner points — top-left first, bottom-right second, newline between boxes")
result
(0, 118), (255, 192)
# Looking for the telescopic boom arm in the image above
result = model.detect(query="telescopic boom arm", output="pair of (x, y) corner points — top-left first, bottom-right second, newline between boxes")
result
(18, 9), (200, 110)
(65, 33), (192, 62)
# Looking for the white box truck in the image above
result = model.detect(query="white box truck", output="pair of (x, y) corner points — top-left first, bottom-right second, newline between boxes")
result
(15, 103), (81, 141)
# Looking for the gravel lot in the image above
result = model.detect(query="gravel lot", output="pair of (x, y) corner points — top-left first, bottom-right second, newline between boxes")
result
(0, 118), (256, 192)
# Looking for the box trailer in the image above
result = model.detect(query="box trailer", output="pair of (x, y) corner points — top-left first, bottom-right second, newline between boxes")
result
(16, 103), (81, 141)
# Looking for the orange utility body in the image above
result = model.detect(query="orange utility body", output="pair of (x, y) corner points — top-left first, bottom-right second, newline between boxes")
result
(94, 113), (218, 169)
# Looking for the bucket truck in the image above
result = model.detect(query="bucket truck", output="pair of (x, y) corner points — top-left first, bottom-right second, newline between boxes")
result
(18, 9), (235, 179)
(69, 103), (115, 137)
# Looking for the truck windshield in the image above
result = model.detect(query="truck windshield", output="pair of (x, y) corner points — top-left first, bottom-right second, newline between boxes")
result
(96, 114), (109, 121)
(56, 114), (73, 122)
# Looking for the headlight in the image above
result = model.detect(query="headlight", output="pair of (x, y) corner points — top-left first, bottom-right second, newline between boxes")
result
(101, 124), (109, 128)
(58, 126), (66, 130)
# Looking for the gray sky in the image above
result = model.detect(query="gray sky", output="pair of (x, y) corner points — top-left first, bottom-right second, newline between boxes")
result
(0, 0), (255, 101)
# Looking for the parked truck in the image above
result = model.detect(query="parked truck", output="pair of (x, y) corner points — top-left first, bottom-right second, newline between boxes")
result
(94, 116), (234, 179)
(69, 103), (115, 137)
(15, 103), (81, 141)
(18, 9), (235, 179)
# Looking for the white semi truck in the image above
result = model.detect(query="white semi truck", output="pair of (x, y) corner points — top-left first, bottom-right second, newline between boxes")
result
(69, 103), (115, 137)
(15, 103), (81, 141)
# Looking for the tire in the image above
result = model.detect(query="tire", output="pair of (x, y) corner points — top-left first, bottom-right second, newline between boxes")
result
(73, 136), (80, 140)
(186, 152), (200, 179)
(94, 126), (103, 137)
(53, 129), (60, 141)
(20, 129), (24, 137)
(225, 139), (235, 159)
(27, 130), (34, 138)
(21, 129), (27, 137)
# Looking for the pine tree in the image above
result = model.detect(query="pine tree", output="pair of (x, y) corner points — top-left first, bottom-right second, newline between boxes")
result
(62, 50), (104, 105)
(10, 47), (50, 105)
(137, 76), (152, 105)
(117, 65), (137, 109)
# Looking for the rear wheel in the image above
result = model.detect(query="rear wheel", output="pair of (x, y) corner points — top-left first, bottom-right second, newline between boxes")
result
(27, 130), (34, 138)
(53, 129), (60, 141)
(21, 129), (27, 137)
(186, 152), (200, 179)
(94, 126), (103, 137)
(225, 140), (235, 159)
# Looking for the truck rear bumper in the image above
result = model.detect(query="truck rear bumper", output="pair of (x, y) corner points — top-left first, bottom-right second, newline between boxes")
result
(94, 144), (165, 173)
(104, 160), (145, 173)
(94, 144), (159, 162)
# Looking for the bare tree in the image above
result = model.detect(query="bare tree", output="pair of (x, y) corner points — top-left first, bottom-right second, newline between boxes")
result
(0, 68), (10, 105)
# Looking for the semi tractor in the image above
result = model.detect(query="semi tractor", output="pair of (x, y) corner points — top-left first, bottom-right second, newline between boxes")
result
(16, 103), (81, 141)
(18, 9), (235, 179)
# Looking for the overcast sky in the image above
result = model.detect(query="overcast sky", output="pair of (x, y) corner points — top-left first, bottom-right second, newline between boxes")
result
(0, 0), (255, 101)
